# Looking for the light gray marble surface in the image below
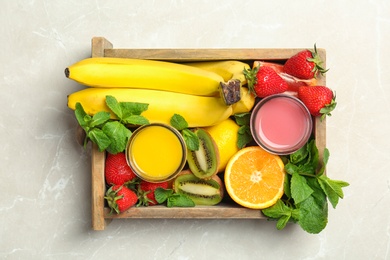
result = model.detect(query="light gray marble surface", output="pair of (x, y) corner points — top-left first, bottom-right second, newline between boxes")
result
(1, 0), (389, 259)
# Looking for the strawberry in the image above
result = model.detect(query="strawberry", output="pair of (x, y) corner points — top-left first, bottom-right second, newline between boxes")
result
(105, 152), (137, 186)
(105, 185), (138, 214)
(243, 65), (288, 98)
(283, 44), (328, 79)
(298, 85), (337, 120)
(137, 180), (169, 206)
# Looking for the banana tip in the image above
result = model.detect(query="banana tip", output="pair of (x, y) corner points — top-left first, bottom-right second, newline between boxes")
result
(64, 68), (70, 78)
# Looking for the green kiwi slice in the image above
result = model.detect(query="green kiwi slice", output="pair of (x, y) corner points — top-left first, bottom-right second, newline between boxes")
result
(173, 172), (223, 205)
(187, 128), (220, 179)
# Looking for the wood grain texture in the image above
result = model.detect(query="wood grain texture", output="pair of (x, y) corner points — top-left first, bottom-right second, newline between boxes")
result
(89, 37), (327, 230)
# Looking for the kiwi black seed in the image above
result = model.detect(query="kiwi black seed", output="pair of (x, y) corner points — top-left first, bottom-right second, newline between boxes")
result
(173, 171), (223, 205)
(186, 128), (220, 179)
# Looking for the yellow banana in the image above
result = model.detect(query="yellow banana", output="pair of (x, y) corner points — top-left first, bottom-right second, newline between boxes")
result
(187, 60), (255, 113)
(68, 88), (233, 127)
(186, 60), (250, 85)
(231, 87), (255, 114)
(65, 57), (224, 96)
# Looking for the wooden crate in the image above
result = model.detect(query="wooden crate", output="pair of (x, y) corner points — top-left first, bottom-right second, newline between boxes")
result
(89, 37), (327, 230)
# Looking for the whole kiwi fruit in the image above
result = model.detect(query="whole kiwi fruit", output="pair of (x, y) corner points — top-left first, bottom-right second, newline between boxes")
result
(173, 171), (224, 206)
(186, 128), (220, 179)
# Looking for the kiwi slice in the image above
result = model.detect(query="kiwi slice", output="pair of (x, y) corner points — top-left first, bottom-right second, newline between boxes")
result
(173, 171), (223, 205)
(187, 128), (220, 179)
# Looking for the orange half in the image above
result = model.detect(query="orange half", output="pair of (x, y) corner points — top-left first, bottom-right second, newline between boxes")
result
(224, 146), (285, 209)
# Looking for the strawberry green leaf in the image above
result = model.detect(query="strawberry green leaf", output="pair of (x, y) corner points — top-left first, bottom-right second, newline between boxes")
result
(243, 65), (259, 95)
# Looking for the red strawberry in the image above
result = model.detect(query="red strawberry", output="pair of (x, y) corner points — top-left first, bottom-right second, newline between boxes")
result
(298, 86), (337, 120)
(254, 61), (318, 93)
(137, 180), (169, 206)
(105, 152), (137, 186)
(283, 44), (328, 79)
(243, 65), (288, 98)
(105, 185), (138, 214)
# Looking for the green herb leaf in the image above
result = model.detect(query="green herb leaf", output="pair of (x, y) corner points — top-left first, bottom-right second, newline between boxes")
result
(105, 95), (123, 119)
(170, 114), (199, 151)
(87, 128), (111, 152)
(154, 188), (174, 204)
(234, 113), (253, 149)
(74, 102), (89, 128)
(90, 111), (111, 128)
(182, 129), (199, 151)
(155, 188), (195, 207)
(276, 215), (291, 230)
(122, 115), (150, 126)
(234, 112), (251, 126)
(291, 172), (314, 204)
(297, 177), (328, 234)
(237, 125), (253, 149)
(170, 114), (188, 131)
(106, 95), (149, 126)
(120, 102), (149, 116)
(318, 175), (349, 208)
(262, 199), (292, 219)
(167, 194), (195, 207)
(102, 121), (132, 154)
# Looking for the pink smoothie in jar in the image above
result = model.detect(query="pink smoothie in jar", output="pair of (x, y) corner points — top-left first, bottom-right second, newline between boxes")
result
(250, 94), (312, 155)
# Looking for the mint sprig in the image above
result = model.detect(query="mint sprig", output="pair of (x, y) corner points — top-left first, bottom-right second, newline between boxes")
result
(170, 114), (199, 151)
(74, 96), (149, 154)
(154, 188), (195, 207)
(262, 139), (349, 234)
(234, 112), (253, 149)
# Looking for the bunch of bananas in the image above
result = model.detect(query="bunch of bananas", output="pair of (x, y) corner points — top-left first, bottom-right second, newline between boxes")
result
(66, 57), (255, 127)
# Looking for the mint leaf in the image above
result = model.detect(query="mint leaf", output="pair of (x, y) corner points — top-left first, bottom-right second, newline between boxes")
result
(318, 175), (349, 208)
(298, 177), (328, 234)
(290, 144), (309, 165)
(90, 111), (111, 128)
(182, 129), (199, 151)
(298, 196), (328, 234)
(154, 188), (174, 204)
(75, 102), (89, 128)
(237, 125), (253, 149)
(262, 200), (295, 230)
(102, 121), (132, 154)
(87, 128), (111, 151)
(122, 115), (150, 126)
(234, 112), (251, 126)
(283, 173), (292, 199)
(105, 95), (122, 118)
(262, 199), (292, 219)
(120, 102), (149, 116)
(291, 172), (314, 204)
(106, 95), (149, 125)
(276, 215), (291, 230)
(170, 114), (188, 131)
(234, 113), (253, 149)
(170, 114), (199, 151)
(167, 194), (195, 207)
(155, 188), (195, 207)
